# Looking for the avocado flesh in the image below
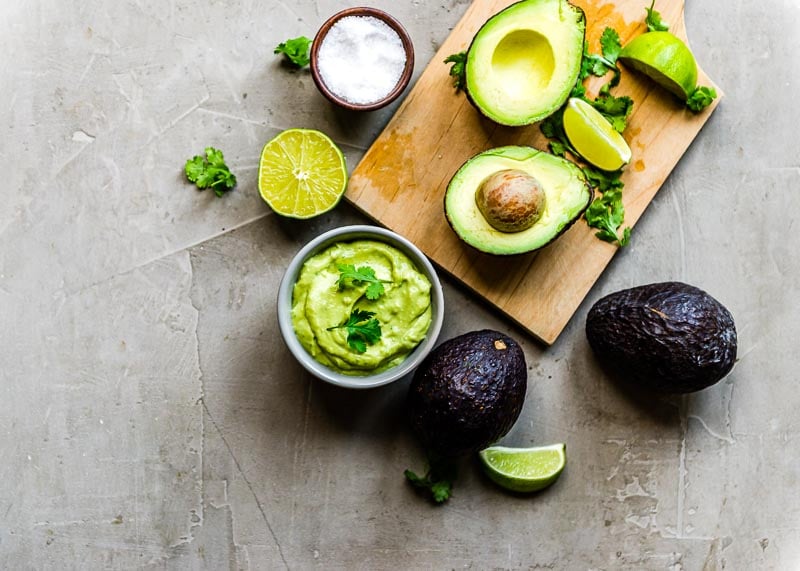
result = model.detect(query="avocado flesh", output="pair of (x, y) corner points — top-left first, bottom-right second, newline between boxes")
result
(465, 0), (585, 126)
(408, 330), (527, 458)
(445, 146), (592, 255)
(586, 282), (738, 393)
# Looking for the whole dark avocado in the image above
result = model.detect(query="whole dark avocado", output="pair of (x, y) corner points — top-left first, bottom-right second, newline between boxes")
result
(586, 282), (737, 393)
(408, 329), (527, 458)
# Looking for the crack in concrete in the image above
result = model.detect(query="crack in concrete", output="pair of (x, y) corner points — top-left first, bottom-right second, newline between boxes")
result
(677, 395), (688, 539)
(202, 400), (290, 570)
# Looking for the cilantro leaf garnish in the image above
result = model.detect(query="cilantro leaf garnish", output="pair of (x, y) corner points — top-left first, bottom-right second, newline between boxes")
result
(444, 51), (468, 92)
(591, 93), (633, 133)
(327, 309), (382, 353)
(336, 264), (390, 300)
(274, 36), (312, 68)
(585, 188), (630, 246)
(686, 86), (717, 113)
(184, 147), (237, 197)
(582, 166), (624, 193)
(599, 27), (622, 64)
(645, 0), (670, 32)
(404, 458), (457, 504)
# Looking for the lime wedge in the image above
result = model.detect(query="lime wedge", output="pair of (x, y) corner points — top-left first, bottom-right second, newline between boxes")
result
(562, 98), (632, 172)
(479, 443), (566, 493)
(258, 128), (348, 219)
(618, 31), (698, 100)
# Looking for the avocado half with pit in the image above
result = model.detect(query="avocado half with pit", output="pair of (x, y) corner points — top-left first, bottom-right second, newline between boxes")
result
(464, 0), (585, 126)
(445, 146), (592, 255)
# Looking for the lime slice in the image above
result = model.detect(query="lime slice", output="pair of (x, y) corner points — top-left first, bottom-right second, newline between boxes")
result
(479, 443), (566, 493)
(562, 98), (632, 172)
(618, 31), (698, 100)
(258, 128), (348, 219)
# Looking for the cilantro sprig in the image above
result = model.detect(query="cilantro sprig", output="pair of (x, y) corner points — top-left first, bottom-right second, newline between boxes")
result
(585, 188), (631, 246)
(686, 86), (718, 113)
(404, 458), (457, 504)
(274, 36), (312, 68)
(184, 147), (237, 197)
(327, 309), (382, 353)
(444, 51), (468, 92)
(336, 264), (390, 301)
(645, 0), (669, 32)
(540, 26), (632, 247)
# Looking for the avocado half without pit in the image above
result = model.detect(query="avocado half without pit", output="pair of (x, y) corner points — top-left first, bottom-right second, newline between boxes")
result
(464, 0), (585, 126)
(445, 146), (592, 255)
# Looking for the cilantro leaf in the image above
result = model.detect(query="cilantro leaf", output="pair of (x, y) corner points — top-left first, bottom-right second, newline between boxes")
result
(590, 93), (634, 133)
(184, 147), (237, 197)
(585, 189), (630, 246)
(540, 112), (577, 158)
(444, 51), (468, 92)
(645, 0), (670, 32)
(686, 86), (717, 113)
(599, 27), (622, 64)
(582, 166), (624, 193)
(274, 36), (312, 68)
(327, 308), (382, 353)
(336, 264), (390, 300)
(404, 458), (457, 504)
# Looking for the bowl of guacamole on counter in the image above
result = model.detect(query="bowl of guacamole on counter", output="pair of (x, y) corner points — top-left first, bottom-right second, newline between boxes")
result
(278, 225), (444, 388)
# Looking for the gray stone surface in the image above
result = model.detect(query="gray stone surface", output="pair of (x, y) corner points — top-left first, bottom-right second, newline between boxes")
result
(1, 0), (798, 569)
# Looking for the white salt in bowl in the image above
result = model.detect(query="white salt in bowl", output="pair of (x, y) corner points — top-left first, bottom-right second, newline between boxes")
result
(310, 7), (415, 111)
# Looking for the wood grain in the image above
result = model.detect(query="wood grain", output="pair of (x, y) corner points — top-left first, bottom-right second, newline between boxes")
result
(345, 0), (721, 345)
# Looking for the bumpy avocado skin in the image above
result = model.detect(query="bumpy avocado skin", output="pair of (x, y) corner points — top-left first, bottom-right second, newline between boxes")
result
(408, 330), (527, 458)
(586, 282), (737, 393)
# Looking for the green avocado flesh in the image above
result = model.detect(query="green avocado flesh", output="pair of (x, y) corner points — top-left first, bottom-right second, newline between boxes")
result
(465, 0), (585, 126)
(445, 146), (592, 255)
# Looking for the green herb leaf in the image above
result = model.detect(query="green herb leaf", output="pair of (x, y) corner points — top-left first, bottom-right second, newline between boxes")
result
(585, 188), (630, 246)
(336, 264), (389, 300)
(184, 147), (237, 197)
(404, 458), (457, 504)
(599, 27), (622, 64)
(540, 112), (577, 158)
(645, 0), (670, 32)
(274, 36), (312, 68)
(327, 308), (382, 353)
(582, 166), (624, 193)
(686, 86), (717, 113)
(444, 51), (468, 92)
(590, 93), (634, 133)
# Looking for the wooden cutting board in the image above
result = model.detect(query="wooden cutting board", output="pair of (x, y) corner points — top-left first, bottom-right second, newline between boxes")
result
(345, 0), (721, 345)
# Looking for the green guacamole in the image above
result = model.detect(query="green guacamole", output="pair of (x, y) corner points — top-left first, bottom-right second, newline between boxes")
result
(291, 240), (432, 376)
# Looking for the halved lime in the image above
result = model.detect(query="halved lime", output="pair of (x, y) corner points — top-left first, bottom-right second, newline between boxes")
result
(258, 128), (348, 219)
(479, 443), (566, 493)
(618, 31), (698, 100)
(563, 98), (632, 172)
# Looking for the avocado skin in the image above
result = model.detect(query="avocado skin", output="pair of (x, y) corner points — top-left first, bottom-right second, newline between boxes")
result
(586, 282), (737, 393)
(408, 330), (527, 458)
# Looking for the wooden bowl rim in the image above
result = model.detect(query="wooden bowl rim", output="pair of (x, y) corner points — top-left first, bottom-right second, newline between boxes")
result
(310, 6), (415, 112)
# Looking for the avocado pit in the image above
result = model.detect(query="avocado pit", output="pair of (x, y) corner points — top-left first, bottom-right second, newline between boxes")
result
(475, 169), (546, 233)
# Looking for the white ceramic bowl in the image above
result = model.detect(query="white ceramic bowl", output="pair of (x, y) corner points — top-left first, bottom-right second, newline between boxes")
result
(277, 225), (444, 389)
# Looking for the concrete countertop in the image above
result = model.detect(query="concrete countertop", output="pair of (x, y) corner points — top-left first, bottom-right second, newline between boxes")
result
(2, 1), (797, 569)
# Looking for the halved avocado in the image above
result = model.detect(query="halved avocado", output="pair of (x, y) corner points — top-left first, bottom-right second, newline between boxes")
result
(445, 146), (591, 255)
(465, 0), (585, 126)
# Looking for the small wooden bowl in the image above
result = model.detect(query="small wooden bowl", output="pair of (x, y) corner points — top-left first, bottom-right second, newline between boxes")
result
(310, 7), (415, 112)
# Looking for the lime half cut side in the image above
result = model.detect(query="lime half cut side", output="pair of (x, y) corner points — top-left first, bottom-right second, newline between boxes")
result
(479, 443), (566, 493)
(258, 128), (348, 219)
(618, 31), (698, 100)
(562, 98), (632, 172)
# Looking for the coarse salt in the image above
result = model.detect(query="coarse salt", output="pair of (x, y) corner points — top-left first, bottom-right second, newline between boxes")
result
(317, 15), (407, 105)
